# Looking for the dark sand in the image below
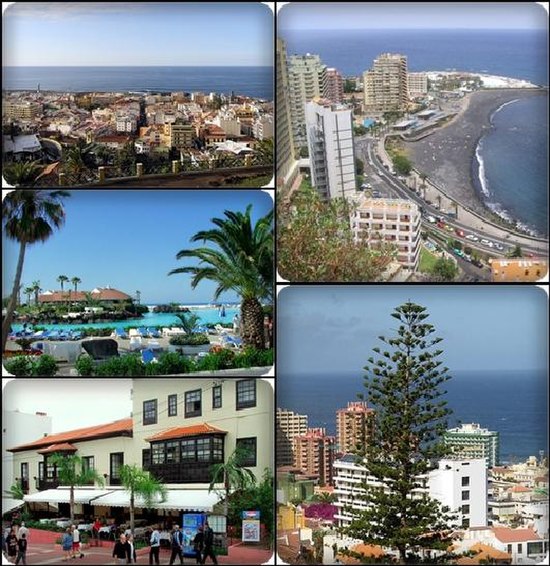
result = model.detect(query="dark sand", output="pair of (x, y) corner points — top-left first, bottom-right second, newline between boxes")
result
(402, 89), (546, 214)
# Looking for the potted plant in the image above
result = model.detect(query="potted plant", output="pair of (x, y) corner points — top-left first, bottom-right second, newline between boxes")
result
(168, 312), (211, 355)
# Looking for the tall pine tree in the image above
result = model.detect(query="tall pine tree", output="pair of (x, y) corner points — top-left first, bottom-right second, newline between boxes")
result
(340, 302), (455, 564)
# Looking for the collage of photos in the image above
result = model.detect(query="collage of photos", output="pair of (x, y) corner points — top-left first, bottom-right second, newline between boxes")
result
(1, 2), (548, 566)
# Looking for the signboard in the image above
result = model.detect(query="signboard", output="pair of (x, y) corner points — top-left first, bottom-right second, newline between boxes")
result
(241, 510), (260, 520)
(242, 519), (260, 542)
(181, 513), (205, 557)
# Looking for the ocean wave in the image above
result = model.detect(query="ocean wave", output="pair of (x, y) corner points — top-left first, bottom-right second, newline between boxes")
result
(489, 98), (520, 124)
(475, 139), (490, 198)
(485, 200), (542, 238)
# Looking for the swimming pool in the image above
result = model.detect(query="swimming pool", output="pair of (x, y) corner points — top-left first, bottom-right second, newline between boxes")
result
(12, 306), (239, 332)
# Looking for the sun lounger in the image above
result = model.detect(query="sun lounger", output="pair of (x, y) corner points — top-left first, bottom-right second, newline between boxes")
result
(141, 349), (157, 364)
(129, 328), (142, 338)
(129, 336), (143, 351)
(137, 327), (147, 337)
(147, 340), (162, 351)
(114, 328), (128, 339)
(162, 327), (185, 337)
(147, 328), (160, 338)
(222, 335), (243, 349)
(70, 331), (82, 341)
(214, 324), (229, 335)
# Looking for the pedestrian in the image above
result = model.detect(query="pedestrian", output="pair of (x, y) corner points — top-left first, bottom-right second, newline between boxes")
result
(232, 313), (240, 335)
(16, 522), (28, 541)
(168, 524), (184, 565)
(71, 524), (84, 559)
(92, 517), (101, 543)
(149, 524), (161, 565)
(202, 522), (218, 565)
(192, 525), (204, 565)
(112, 533), (131, 564)
(6, 528), (18, 563)
(61, 528), (73, 561)
(15, 533), (27, 565)
(127, 534), (137, 563)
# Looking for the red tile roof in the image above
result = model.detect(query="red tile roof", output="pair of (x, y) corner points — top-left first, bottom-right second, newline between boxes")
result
(39, 288), (131, 303)
(492, 527), (540, 543)
(145, 423), (226, 442)
(509, 485), (531, 493)
(37, 443), (78, 454)
(8, 418), (133, 453)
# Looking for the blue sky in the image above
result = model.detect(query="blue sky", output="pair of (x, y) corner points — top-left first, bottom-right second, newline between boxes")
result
(279, 2), (548, 30)
(2, 190), (273, 305)
(3, 2), (273, 66)
(277, 286), (548, 374)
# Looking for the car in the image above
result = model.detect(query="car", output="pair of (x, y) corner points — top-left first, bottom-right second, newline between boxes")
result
(455, 229), (465, 237)
(453, 248), (464, 257)
(494, 243), (504, 251)
(372, 190), (381, 197)
(426, 216), (436, 224)
(437, 221), (446, 229)
(465, 234), (479, 242)
(480, 239), (494, 248)
(444, 225), (454, 232)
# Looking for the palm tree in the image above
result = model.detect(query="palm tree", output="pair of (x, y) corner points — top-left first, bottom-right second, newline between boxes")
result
(3, 161), (44, 187)
(57, 275), (69, 292)
(208, 446), (256, 517)
(2, 191), (69, 352)
(71, 277), (82, 293)
(23, 286), (34, 306)
(169, 205), (273, 350)
(64, 142), (94, 183)
(31, 280), (42, 306)
(4, 483), (24, 500)
(49, 453), (105, 523)
(119, 464), (167, 536)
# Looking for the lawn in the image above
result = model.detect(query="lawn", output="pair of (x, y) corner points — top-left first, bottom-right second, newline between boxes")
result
(419, 247), (439, 273)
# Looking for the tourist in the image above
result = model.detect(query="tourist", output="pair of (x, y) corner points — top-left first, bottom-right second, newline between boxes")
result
(112, 533), (131, 564)
(6, 528), (18, 563)
(232, 313), (240, 335)
(61, 528), (73, 561)
(127, 533), (137, 563)
(192, 525), (204, 565)
(202, 522), (218, 565)
(16, 522), (28, 541)
(15, 533), (27, 565)
(92, 517), (102, 543)
(168, 524), (184, 565)
(71, 524), (84, 559)
(149, 524), (161, 565)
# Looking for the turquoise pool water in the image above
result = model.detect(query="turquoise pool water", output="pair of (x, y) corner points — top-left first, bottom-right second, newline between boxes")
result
(12, 307), (239, 332)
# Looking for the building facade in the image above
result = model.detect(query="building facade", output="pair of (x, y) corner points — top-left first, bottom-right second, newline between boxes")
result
(336, 402), (375, 455)
(4, 101), (42, 120)
(325, 68), (344, 104)
(305, 98), (356, 200)
(444, 423), (500, 468)
(276, 408), (308, 467)
(168, 122), (194, 149)
(363, 53), (409, 113)
(294, 427), (335, 487)
(350, 197), (421, 271)
(408, 72), (429, 98)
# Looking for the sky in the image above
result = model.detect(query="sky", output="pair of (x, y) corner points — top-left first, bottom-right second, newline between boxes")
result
(277, 285), (548, 375)
(2, 190), (273, 305)
(279, 2), (549, 30)
(2, 2), (273, 66)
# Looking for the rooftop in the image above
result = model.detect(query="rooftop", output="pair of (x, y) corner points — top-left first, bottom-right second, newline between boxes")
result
(145, 423), (226, 442)
(492, 527), (540, 543)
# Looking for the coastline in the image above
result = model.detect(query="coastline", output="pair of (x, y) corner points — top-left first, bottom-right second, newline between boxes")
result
(402, 87), (547, 233)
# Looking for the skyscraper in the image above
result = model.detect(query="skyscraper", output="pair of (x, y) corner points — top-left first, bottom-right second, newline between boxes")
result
(277, 407), (308, 466)
(294, 427), (335, 486)
(336, 401), (375, 454)
(444, 423), (500, 468)
(325, 67), (344, 104)
(363, 53), (409, 113)
(305, 97), (356, 200)
(288, 53), (327, 150)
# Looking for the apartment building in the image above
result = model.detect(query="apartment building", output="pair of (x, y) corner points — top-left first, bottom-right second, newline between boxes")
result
(325, 68), (344, 104)
(4, 101), (42, 120)
(408, 72), (429, 98)
(276, 408), (308, 466)
(336, 402), (375, 454)
(363, 53), (409, 113)
(294, 427), (335, 487)
(167, 122), (194, 149)
(444, 423), (500, 468)
(350, 197), (421, 271)
(305, 97), (356, 200)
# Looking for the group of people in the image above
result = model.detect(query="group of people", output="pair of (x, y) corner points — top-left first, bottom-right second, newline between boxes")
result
(61, 524), (86, 561)
(112, 532), (138, 564)
(3, 522), (28, 565)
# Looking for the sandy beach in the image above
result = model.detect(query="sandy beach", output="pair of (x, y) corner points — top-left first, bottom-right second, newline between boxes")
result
(402, 88), (547, 215)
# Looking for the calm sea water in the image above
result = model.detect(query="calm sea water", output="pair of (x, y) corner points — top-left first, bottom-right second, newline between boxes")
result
(2, 66), (273, 100)
(282, 28), (548, 236)
(277, 371), (548, 464)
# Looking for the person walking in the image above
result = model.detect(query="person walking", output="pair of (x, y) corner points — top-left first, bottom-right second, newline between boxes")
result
(61, 528), (73, 561)
(149, 525), (161, 565)
(6, 528), (18, 563)
(14, 533), (27, 565)
(168, 524), (184, 565)
(192, 525), (204, 565)
(71, 524), (84, 559)
(127, 534), (137, 563)
(16, 523), (28, 541)
(92, 517), (101, 545)
(112, 533), (131, 565)
(202, 522), (218, 565)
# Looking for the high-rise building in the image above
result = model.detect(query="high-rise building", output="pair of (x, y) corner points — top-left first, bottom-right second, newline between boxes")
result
(336, 401), (375, 454)
(444, 423), (500, 468)
(277, 408), (308, 467)
(294, 427), (335, 486)
(363, 53), (409, 113)
(408, 72), (429, 98)
(168, 122), (194, 149)
(288, 53), (327, 150)
(350, 196), (421, 271)
(305, 97), (356, 200)
(325, 68), (344, 104)
(276, 38), (301, 194)
(4, 101), (42, 120)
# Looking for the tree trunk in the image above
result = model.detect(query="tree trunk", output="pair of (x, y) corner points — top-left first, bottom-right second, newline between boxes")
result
(2, 241), (26, 352)
(240, 297), (264, 350)
(224, 472), (229, 518)
(130, 491), (135, 536)
(70, 485), (75, 524)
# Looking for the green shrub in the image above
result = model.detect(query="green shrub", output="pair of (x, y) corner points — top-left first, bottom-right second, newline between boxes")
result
(75, 355), (95, 376)
(169, 333), (210, 346)
(34, 354), (58, 376)
(154, 352), (193, 375)
(4, 354), (58, 376)
(234, 347), (274, 368)
(4, 356), (34, 376)
(196, 349), (236, 371)
(94, 355), (146, 376)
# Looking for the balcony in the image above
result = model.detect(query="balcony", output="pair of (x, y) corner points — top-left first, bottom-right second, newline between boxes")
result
(38, 479), (61, 491)
(145, 462), (213, 484)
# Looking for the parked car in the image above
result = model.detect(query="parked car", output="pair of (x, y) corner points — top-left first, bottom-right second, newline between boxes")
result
(426, 216), (436, 224)
(455, 228), (465, 237)
(480, 239), (494, 248)
(437, 221), (446, 229)
(444, 225), (455, 232)
(494, 243), (504, 251)
(465, 234), (479, 242)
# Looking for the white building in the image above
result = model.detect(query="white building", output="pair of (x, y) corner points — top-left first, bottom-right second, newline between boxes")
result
(253, 115), (274, 140)
(408, 72), (429, 98)
(350, 196), (421, 271)
(276, 408), (308, 467)
(363, 53), (409, 113)
(116, 116), (138, 133)
(444, 423), (500, 468)
(305, 97), (356, 200)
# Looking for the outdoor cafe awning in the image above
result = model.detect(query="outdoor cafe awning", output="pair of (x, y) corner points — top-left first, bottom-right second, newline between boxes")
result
(2, 497), (25, 516)
(91, 489), (220, 511)
(24, 488), (111, 505)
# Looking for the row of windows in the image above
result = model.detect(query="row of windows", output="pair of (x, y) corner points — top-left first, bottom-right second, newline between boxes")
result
(143, 380), (254, 426)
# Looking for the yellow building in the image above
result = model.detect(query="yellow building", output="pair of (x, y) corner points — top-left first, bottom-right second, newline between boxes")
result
(4, 101), (42, 120)
(167, 122), (194, 149)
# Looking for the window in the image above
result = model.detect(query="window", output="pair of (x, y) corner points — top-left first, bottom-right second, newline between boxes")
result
(152, 443), (165, 465)
(21, 462), (29, 480)
(461, 504), (470, 514)
(527, 542), (543, 555)
(46, 457), (56, 480)
(461, 476), (470, 487)
(82, 456), (95, 472)
(110, 452), (124, 482)
(516, 543), (523, 554)
(461, 490), (470, 501)
(185, 389), (202, 418)
(181, 439), (196, 462)
(143, 399), (158, 425)
(462, 518), (470, 528)
(168, 394), (178, 417)
(212, 385), (222, 409)
(212, 437), (224, 462)
(236, 379), (256, 410)
(196, 438), (210, 461)
(236, 437), (257, 467)
(142, 449), (151, 469)
(38, 462), (44, 481)
(166, 441), (180, 463)
(507, 544), (512, 554)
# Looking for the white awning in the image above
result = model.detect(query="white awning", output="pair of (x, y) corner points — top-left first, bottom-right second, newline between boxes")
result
(91, 489), (220, 511)
(2, 497), (24, 515)
(24, 488), (111, 505)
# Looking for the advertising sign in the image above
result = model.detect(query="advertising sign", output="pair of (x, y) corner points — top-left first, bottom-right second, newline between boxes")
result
(241, 510), (260, 520)
(182, 513), (206, 557)
(242, 519), (261, 542)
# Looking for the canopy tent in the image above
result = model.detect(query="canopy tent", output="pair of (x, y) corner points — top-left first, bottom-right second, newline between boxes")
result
(2, 497), (24, 516)
(91, 489), (220, 511)
(24, 488), (111, 505)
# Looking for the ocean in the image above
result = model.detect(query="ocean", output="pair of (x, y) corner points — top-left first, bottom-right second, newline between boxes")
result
(2, 66), (273, 100)
(277, 370), (548, 464)
(282, 28), (548, 237)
